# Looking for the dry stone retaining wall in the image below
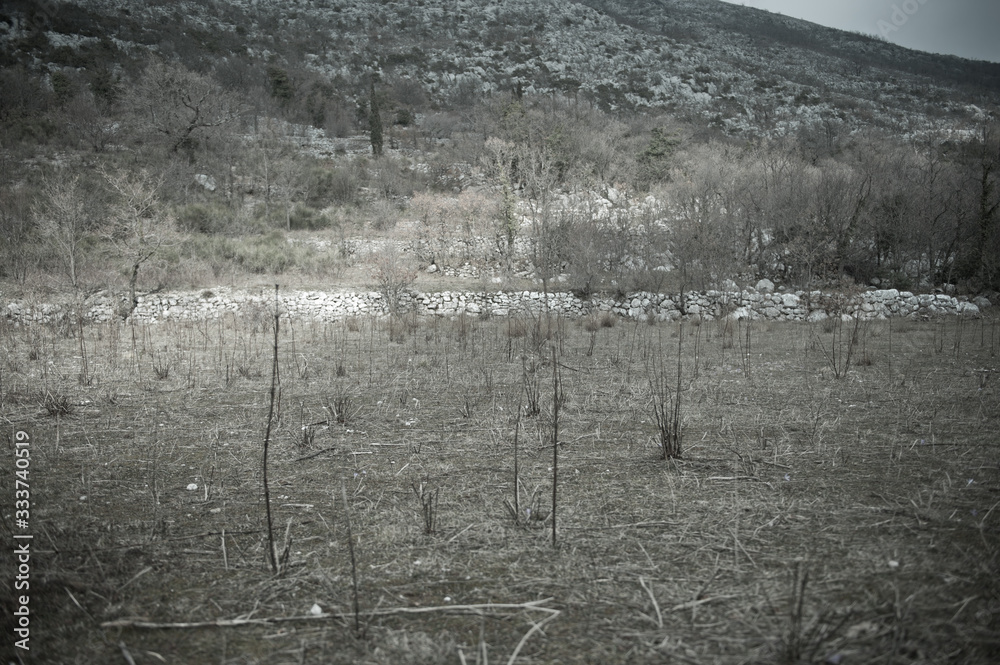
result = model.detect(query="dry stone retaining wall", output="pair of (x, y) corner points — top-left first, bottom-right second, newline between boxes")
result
(2, 288), (987, 326)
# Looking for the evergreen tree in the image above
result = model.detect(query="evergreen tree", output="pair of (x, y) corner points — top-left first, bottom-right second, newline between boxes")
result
(369, 82), (383, 158)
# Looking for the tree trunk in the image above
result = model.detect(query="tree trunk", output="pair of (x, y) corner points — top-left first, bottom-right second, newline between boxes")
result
(125, 261), (140, 320)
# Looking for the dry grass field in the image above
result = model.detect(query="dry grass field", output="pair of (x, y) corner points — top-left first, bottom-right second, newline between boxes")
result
(1, 308), (998, 664)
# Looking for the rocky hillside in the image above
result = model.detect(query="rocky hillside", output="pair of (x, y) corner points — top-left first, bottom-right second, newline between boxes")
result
(3, 0), (999, 136)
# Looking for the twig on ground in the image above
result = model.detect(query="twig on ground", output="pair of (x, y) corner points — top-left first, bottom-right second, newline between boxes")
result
(101, 599), (559, 629)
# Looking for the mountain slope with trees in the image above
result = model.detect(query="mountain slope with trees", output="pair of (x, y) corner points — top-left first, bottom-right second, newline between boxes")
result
(1, 0), (998, 301)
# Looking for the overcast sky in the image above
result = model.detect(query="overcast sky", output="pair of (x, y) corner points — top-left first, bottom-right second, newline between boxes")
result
(718, 0), (1000, 63)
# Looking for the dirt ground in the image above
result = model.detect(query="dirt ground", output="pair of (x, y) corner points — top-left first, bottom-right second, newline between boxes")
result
(1, 309), (998, 664)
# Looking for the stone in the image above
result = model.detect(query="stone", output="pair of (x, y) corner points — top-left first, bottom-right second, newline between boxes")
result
(194, 174), (217, 192)
(755, 278), (775, 293)
(781, 293), (800, 308)
(956, 301), (980, 316)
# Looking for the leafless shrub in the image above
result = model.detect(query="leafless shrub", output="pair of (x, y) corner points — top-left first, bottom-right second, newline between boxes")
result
(371, 246), (416, 314)
(649, 368), (681, 459)
(151, 353), (170, 380)
(812, 315), (868, 379)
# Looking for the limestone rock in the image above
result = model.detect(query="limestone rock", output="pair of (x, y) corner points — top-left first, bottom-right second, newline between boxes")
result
(755, 279), (775, 293)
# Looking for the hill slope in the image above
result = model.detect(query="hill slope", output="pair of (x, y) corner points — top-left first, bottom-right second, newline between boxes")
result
(4, 0), (999, 135)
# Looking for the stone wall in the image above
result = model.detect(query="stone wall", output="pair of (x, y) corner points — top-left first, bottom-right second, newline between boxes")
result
(2, 287), (988, 326)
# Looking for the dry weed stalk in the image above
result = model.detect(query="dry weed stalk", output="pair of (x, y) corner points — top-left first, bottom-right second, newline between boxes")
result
(412, 479), (441, 534)
(551, 346), (561, 547)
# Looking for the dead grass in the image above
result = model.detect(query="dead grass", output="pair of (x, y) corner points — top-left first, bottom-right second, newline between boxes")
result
(1, 312), (998, 664)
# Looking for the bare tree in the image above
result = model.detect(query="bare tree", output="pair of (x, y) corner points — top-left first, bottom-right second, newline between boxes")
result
(1, 183), (37, 284)
(482, 137), (521, 270)
(665, 143), (741, 294)
(514, 142), (562, 294)
(101, 167), (175, 317)
(129, 60), (241, 158)
(61, 90), (121, 153)
(34, 173), (94, 289)
(961, 118), (1000, 289)
(250, 118), (304, 225)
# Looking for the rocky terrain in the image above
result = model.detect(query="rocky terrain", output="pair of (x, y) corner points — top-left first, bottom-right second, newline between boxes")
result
(6, 0), (999, 137)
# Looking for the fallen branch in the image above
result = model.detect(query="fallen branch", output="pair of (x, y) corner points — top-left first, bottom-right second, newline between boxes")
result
(668, 595), (739, 613)
(101, 598), (558, 630)
(293, 447), (338, 462)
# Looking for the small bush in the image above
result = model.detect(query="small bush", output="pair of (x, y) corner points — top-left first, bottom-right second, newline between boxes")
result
(288, 205), (332, 231)
(184, 232), (329, 276)
(369, 198), (401, 231)
(308, 165), (361, 207)
(42, 391), (73, 417)
(176, 202), (236, 234)
(238, 232), (299, 274)
(371, 246), (416, 313)
(507, 317), (528, 338)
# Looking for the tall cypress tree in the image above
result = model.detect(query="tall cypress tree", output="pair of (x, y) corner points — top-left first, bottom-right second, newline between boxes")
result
(369, 82), (383, 158)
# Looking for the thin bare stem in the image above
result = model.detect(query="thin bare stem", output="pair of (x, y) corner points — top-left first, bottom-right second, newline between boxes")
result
(261, 284), (280, 574)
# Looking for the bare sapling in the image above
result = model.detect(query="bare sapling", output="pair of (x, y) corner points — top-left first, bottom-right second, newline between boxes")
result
(502, 399), (524, 525)
(522, 358), (541, 417)
(814, 314), (865, 378)
(551, 346), (561, 547)
(738, 318), (752, 379)
(341, 481), (362, 634)
(262, 285), (280, 573)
